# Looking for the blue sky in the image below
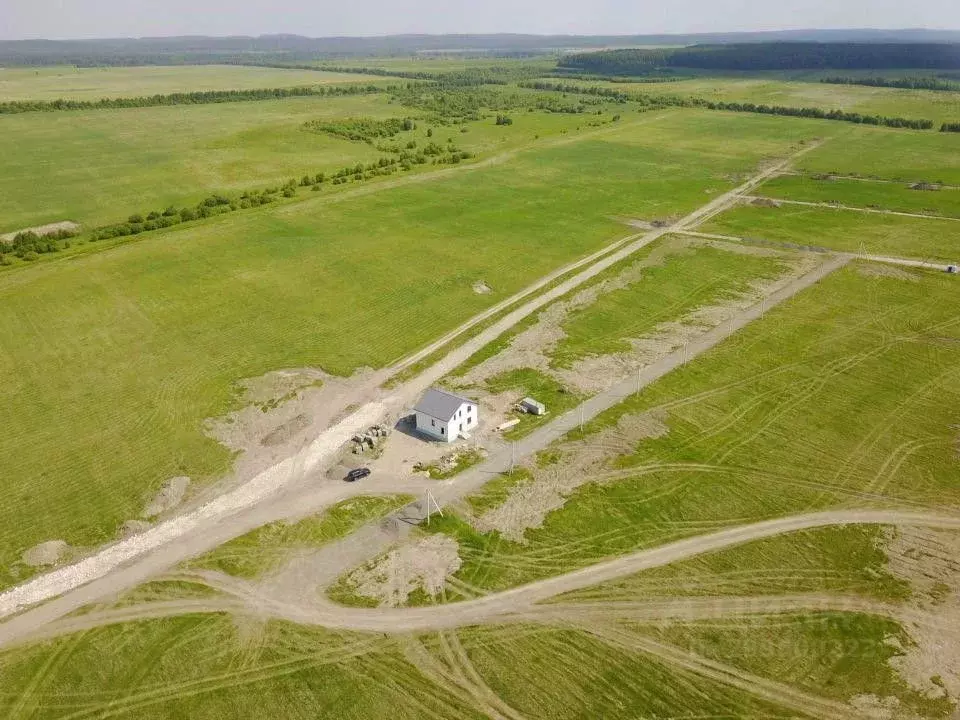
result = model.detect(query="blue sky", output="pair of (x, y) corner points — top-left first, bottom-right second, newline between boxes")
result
(2, 0), (959, 41)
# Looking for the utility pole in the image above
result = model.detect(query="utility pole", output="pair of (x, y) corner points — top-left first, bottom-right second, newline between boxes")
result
(424, 490), (443, 524)
(509, 441), (516, 474)
(636, 367), (642, 395)
(579, 405), (584, 433)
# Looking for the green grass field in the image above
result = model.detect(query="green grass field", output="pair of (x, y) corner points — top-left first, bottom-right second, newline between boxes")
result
(0, 110), (820, 588)
(0, 614), (815, 719)
(593, 75), (960, 126)
(550, 243), (791, 368)
(0, 89), (629, 235)
(557, 525), (909, 602)
(422, 263), (960, 596)
(0, 64), (386, 101)
(796, 125), (960, 184)
(185, 496), (411, 578)
(642, 613), (952, 717)
(0, 94), (398, 232)
(759, 175), (960, 218)
(703, 203), (960, 260)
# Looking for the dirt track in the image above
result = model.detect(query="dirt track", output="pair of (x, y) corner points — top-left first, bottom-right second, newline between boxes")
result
(0, 140), (832, 645)
(5, 509), (959, 649)
(742, 195), (960, 223)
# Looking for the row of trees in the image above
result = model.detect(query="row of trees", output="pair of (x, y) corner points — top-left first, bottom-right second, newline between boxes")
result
(820, 76), (960, 92)
(303, 116), (416, 142)
(942, 123), (960, 132)
(313, 64), (544, 86)
(88, 140), (475, 243)
(0, 83), (392, 115)
(700, 100), (935, 129)
(560, 43), (960, 74)
(547, 70), (685, 84)
(0, 227), (78, 262)
(91, 194), (243, 240)
(518, 79), (937, 130)
(519, 81), (630, 102)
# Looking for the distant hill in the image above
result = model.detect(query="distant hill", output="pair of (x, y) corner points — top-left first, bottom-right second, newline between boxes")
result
(2, 29), (960, 66)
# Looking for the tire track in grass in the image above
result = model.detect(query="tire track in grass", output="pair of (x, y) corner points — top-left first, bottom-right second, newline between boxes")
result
(52, 637), (385, 720)
(825, 315), (960, 499)
(579, 621), (849, 719)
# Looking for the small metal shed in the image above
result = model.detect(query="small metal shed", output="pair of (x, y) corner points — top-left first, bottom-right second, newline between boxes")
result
(520, 397), (546, 416)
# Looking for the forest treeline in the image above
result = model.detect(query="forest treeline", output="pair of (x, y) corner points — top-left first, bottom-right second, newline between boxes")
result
(0, 83), (390, 114)
(820, 76), (960, 91)
(560, 43), (960, 74)
(522, 80), (935, 129)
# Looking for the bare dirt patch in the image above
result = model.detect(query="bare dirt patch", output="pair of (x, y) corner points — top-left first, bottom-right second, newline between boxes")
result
(750, 197), (782, 208)
(881, 526), (960, 704)
(0, 221), (80, 244)
(471, 410), (670, 542)
(22, 540), (70, 568)
(848, 694), (902, 720)
(857, 263), (920, 282)
(143, 476), (191, 518)
(261, 413), (311, 447)
(458, 238), (686, 391)
(118, 520), (152, 539)
(204, 366), (379, 479)
(472, 280), (493, 295)
(458, 239), (814, 396)
(550, 250), (819, 395)
(344, 534), (462, 607)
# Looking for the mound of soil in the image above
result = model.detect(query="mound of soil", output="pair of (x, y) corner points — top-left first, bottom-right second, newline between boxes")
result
(22, 540), (69, 567)
(346, 535), (461, 607)
(119, 520), (152, 539)
(143, 476), (190, 518)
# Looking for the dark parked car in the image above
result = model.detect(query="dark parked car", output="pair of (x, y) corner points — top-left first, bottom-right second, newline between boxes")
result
(345, 467), (371, 482)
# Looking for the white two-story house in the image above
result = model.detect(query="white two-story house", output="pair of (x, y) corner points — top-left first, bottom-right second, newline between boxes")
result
(413, 388), (479, 443)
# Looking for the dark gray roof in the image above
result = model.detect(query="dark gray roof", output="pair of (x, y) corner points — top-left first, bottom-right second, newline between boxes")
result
(413, 388), (475, 421)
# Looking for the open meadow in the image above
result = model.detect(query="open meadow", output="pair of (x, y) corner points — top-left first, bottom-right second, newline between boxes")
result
(2, 261), (957, 719)
(0, 94), (397, 232)
(759, 175), (960, 218)
(0, 64), (387, 101)
(702, 203), (960, 260)
(0, 109), (821, 588)
(2, 51), (960, 720)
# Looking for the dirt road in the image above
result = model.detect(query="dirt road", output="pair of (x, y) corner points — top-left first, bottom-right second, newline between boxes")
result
(743, 194), (960, 223)
(0, 140), (829, 639)
(4, 509), (958, 649)
(679, 229), (958, 270)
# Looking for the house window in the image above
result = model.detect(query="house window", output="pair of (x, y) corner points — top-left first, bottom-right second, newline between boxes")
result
(441, 427), (445, 435)
(431, 418), (435, 427)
